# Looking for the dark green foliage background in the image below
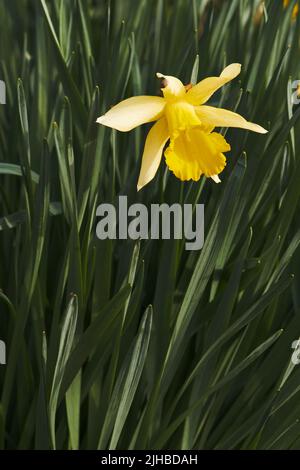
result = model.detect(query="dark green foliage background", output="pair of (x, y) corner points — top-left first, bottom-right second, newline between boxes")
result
(0, 0), (300, 449)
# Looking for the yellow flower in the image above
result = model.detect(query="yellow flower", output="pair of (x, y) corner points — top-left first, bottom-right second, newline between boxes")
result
(97, 64), (267, 191)
(283, 0), (299, 20)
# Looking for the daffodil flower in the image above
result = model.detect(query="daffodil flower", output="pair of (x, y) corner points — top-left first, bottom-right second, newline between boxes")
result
(97, 64), (267, 191)
(283, 0), (299, 20)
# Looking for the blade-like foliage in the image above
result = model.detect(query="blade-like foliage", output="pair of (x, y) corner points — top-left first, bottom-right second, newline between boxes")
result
(0, 0), (300, 450)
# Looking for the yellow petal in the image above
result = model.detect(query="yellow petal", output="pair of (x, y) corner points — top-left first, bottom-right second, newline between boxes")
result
(195, 105), (268, 133)
(186, 63), (241, 105)
(96, 96), (165, 132)
(211, 174), (221, 183)
(137, 117), (169, 191)
(165, 128), (230, 181)
(156, 73), (186, 101)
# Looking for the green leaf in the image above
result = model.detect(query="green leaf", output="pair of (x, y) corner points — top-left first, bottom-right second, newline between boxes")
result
(49, 294), (78, 449)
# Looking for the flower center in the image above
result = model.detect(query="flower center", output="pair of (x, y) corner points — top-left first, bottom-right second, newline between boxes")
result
(165, 100), (202, 136)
